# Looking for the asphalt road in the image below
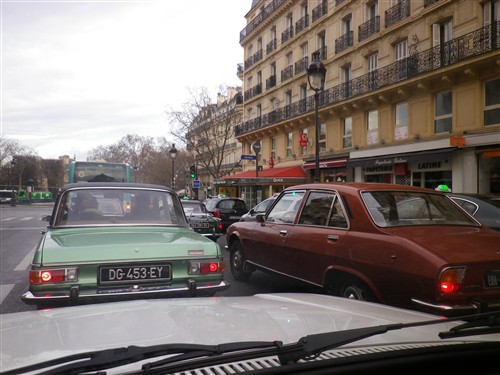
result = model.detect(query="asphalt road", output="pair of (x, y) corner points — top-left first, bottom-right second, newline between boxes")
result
(0, 204), (323, 314)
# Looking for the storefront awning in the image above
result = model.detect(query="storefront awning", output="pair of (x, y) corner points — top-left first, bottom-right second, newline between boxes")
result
(303, 158), (348, 169)
(225, 165), (306, 179)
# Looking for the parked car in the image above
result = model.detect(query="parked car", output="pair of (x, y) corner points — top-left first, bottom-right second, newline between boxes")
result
(447, 193), (500, 231)
(226, 183), (500, 316)
(2, 294), (499, 374)
(204, 197), (248, 232)
(181, 199), (223, 241)
(240, 196), (276, 222)
(21, 183), (229, 309)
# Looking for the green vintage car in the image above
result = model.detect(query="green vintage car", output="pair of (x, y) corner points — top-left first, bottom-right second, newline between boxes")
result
(21, 183), (229, 308)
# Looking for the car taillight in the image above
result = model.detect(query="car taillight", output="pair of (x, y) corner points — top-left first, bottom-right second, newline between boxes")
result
(438, 267), (465, 294)
(189, 261), (224, 275)
(29, 268), (78, 284)
(213, 209), (221, 218)
(217, 222), (223, 231)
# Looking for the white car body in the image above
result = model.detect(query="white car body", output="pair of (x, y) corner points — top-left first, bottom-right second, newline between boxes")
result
(1, 294), (498, 374)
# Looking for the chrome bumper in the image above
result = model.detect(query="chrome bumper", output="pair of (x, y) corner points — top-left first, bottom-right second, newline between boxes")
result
(411, 298), (500, 315)
(22, 280), (230, 306)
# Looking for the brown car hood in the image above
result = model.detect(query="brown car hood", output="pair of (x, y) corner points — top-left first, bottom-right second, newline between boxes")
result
(381, 226), (500, 264)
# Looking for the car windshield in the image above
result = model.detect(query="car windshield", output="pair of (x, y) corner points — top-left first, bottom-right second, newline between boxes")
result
(362, 191), (480, 227)
(52, 188), (187, 227)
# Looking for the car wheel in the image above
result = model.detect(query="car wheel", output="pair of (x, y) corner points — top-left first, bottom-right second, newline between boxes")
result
(340, 278), (376, 302)
(229, 240), (252, 281)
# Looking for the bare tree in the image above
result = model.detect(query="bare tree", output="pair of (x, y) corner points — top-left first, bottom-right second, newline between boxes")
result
(166, 86), (242, 181)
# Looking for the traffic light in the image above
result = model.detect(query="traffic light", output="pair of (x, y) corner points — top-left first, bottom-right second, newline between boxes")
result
(189, 165), (196, 179)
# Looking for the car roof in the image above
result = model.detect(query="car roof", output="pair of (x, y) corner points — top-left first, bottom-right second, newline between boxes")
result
(60, 182), (173, 193)
(283, 182), (435, 194)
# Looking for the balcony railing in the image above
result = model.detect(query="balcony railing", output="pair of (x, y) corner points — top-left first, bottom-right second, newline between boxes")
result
(281, 25), (294, 44)
(280, 65), (293, 82)
(312, 1), (328, 23)
(335, 31), (353, 54)
(237, 63), (244, 76)
(236, 21), (499, 136)
(266, 75), (277, 90)
(240, 0), (287, 41)
(243, 84), (262, 101)
(266, 38), (277, 54)
(254, 49), (263, 64)
(295, 56), (309, 75)
(296, 14), (309, 34)
(385, 0), (410, 28)
(314, 46), (328, 61)
(358, 16), (380, 42)
(244, 55), (253, 70)
(424, 0), (440, 7)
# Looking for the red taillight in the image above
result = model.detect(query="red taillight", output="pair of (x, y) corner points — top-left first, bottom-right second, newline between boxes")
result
(189, 261), (224, 275)
(213, 209), (221, 218)
(29, 268), (78, 284)
(438, 267), (465, 294)
(217, 222), (223, 230)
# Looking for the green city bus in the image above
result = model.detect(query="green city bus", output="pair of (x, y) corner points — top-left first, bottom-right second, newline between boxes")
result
(68, 161), (133, 183)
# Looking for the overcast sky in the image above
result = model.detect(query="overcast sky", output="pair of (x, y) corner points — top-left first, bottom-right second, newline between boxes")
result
(0, 0), (249, 160)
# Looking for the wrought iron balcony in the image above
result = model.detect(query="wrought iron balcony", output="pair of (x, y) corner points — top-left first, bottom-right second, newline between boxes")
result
(244, 55), (254, 70)
(314, 46), (328, 61)
(424, 0), (440, 7)
(312, 0), (328, 23)
(236, 21), (499, 136)
(295, 56), (309, 75)
(296, 14), (309, 34)
(281, 25), (294, 44)
(385, 0), (410, 28)
(281, 65), (293, 82)
(240, 0), (287, 42)
(266, 75), (277, 90)
(237, 63), (244, 76)
(266, 38), (277, 54)
(358, 16), (380, 42)
(253, 49), (263, 64)
(335, 31), (353, 54)
(243, 84), (262, 101)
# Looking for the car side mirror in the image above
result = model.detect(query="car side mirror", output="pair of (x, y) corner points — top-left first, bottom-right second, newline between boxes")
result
(256, 214), (265, 224)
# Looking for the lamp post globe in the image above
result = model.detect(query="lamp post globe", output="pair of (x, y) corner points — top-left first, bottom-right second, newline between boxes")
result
(307, 51), (326, 183)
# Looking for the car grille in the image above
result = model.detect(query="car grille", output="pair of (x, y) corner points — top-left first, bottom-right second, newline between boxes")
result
(172, 342), (460, 374)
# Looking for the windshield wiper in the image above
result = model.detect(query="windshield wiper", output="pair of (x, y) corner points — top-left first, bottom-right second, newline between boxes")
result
(4, 311), (499, 375)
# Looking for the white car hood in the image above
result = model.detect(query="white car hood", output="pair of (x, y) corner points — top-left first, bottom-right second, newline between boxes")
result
(1, 293), (494, 373)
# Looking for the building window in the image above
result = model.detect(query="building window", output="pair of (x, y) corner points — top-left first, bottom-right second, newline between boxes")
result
(367, 53), (378, 89)
(287, 132), (293, 157)
(367, 110), (379, 145)
(435, 91), (452, 133)
(394, 39), (408, 79)
(271, 137), (276, 159)
(485, 78), (500, 126)
(343, 117), (352, 149)
(394, 102), (408, 140)
(483, 0), (500, 26)
(319, 123), (327, 152)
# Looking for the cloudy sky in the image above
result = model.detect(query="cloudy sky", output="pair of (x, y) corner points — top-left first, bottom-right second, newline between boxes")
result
(1, 0), (250, 159)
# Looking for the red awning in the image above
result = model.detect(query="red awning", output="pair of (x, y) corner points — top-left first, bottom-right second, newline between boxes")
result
(303, 159), (348, 169)
(225, 165), (306, 179)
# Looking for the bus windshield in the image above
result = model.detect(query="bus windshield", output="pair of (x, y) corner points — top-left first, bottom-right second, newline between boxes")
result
(69, 162), (132, 183)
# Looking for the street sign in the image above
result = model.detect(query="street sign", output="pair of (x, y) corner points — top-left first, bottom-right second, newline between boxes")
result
(192, 180), (200, 188)
(241, 155), (256, 160)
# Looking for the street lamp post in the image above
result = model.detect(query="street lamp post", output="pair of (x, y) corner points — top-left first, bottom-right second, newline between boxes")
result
(252, 142), (261, 206)
(168, 144), (178, 190)
(307, 51), (327, 183)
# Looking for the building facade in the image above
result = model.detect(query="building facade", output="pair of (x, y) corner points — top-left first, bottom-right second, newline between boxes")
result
(226, 0), (499, 203)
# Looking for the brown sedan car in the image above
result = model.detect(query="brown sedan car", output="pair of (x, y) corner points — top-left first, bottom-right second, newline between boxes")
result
(226, 183), (500, 316)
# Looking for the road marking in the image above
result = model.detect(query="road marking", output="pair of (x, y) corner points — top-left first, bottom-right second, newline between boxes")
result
(1, 217), (15, 221)
(20, 217), (34, 221)
(0, 284), (15, 305)
(15, 249), (35, 271)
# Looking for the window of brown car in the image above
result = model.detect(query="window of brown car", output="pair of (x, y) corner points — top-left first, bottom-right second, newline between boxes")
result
(297, 191), (349, 228)
(362, 191), (480, 227)
(266, 191), (305, 224)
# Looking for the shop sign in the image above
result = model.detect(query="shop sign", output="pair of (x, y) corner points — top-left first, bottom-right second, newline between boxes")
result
(374, 157), (408, 166)
(273, 178), (284, 183)
(299, 133), (308, 147)
(450, 136), (465, 147)
(417, 161), (442, 170)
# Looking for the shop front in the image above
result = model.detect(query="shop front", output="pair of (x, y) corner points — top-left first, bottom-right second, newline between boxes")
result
(348, 148), (456, 190)
(214, 165), (306, 207)
(302, 157), (349, 182)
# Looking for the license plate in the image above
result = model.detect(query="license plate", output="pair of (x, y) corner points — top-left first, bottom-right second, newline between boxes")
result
(229, 216), (241, 220)
(484, 271), (500, 288)
(191, 222), (210, 228)
(100, 265), (171, 284)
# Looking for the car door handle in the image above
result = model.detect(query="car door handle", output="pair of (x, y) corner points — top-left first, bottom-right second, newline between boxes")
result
(328, 235), (339, 241)
(279, 230), (288, 236)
